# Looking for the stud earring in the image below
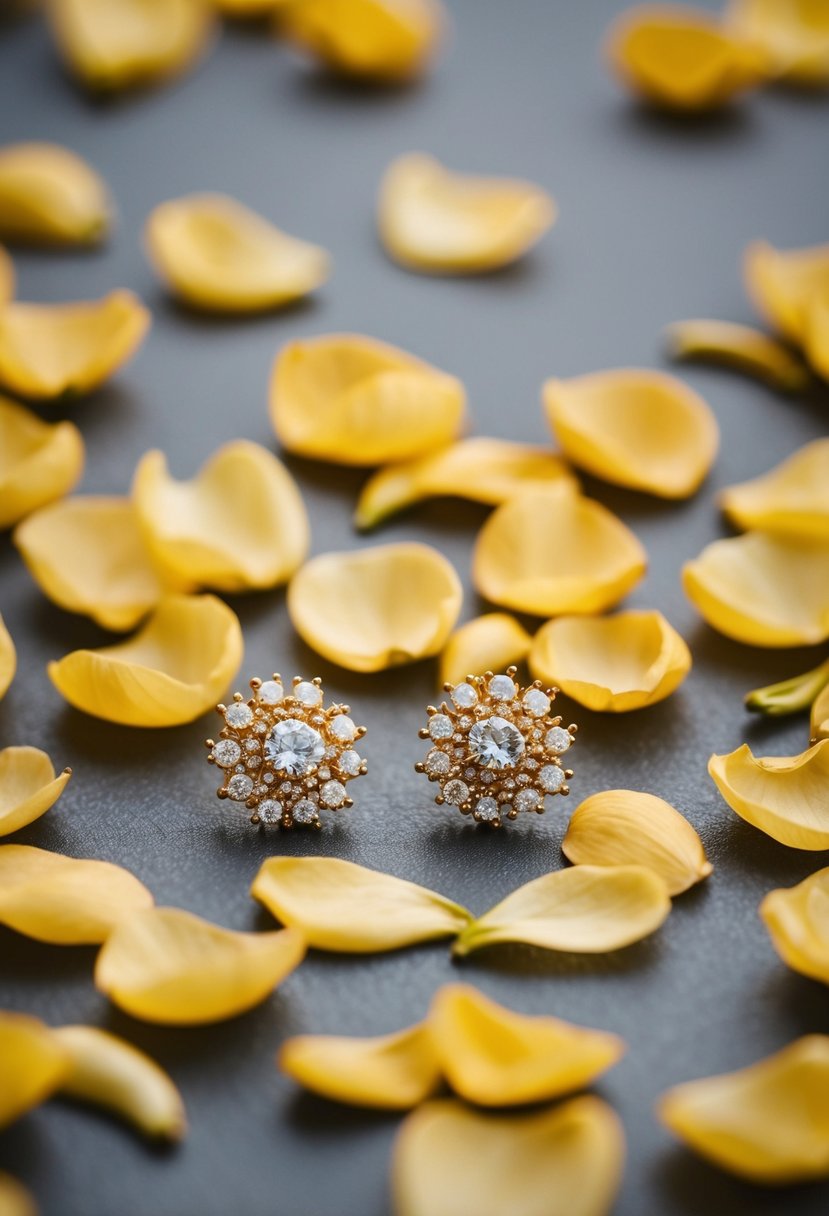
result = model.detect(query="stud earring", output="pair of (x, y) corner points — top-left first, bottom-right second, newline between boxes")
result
(415, 667), (575, 827)
(206, 675), (367, 828)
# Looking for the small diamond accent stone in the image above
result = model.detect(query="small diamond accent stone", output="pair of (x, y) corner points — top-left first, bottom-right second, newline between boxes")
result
(264, 773), (274, 783)
(540, 765), (565, 793)
(425, 749), (451, 775)
(257, 799), (282, 824)
(514, 788), (541, 813)
(468, 716), (525, 769)
(489, 674), (517, 701)
(212, 740), (241, 768)
(244, 738), (260, 752)
(451, 683), (478, 709)
(476, 797), (499, 821)
(444, 779), (469, 805)
(329, 715), (356, 742)
(320, 780), (347, 808)
(523, 688), (551, 717)
(265, 719), (325, 775)
(428, 714), (453, 740)
(227, 774), (253, 801)
(339, 750), (361, 776)
(254, 722), (267, 735)
(318, 767), (331, 781)
(545, 727), (572, 754)
(258, 680), (284, 704)
(292, 798), (318, 824)
(294, 681), (322, 707)
(225, 702), (253, 729)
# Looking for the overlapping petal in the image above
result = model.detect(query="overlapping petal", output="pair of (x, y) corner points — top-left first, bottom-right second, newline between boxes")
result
(440, 614), (532, 689)
(666, 319), (809, 391)
(543, 369), (719, 498)
(0, 142), (111, 245)
(270, 333), (465, 465)
(0, 746), (71, 837)
(727, 0), (829, 86)
(0, 397), (84, 530)
(744, 240), (829, 342)
(658, 1036), (829, 1183)
(288, 543), (462, 672)
(0, 614), (15, 701)
(721, 439), (829, 538)
(761, 866), (829, 983)
(0, 1012), (70, 1130)
(709, 740), (829, 849)
(48, 593), (243, 727)
(95, 907), (305, 1024)
(0, 1172), (37, 1216)
(812, 682), (829, 741)
(278, 0), (445, 81)
(0, 245), (13, 304)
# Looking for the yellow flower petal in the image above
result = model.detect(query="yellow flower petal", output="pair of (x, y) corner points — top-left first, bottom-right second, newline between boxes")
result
(14, 497), (164, 630)
(529, 611), (691, 713)
(453, 865), (671, 957)
(0, 844), (153, 944)
(721, 439), (829, 539)
(144, 193), (329, 313)
(562, 790), (712, 896)
(0, 1012), (70, 1130)
(278, 0), (444, 81)
(812, 682), (829, 741)
(251, 857), (472, 952)
(279, 1023), (441, 1109)
(0, 614), (16, 701)
(473, 487), (647, 617)
(354, 437), (577, 530)
(440, 614), (532, 689)
(215, 0), (286, 12)
(53, 1025), (186, 1141)
(727, 0), (829, 86)
(0, 245), (14, 305)
(392, 1096), (624, 1216)
(48, 592), (243, 727)
(288, 542), (462, 672)
(666, 319), (809, 391)
(0, 1172), (37, 1216)
(378, 153), (555, 275)
(0, 746), (71, 837)
(683, 531), (829, 646)
(709, 740), (829, 849)
(658, 1035), (829, 1183)
(806, 286), (829, 380)
(430, 984), (624, 1107)
(0, 290), (150, 401)
(270, 333), (465, 466)
(744, 239), (829, 342)
(0, 142), (111, 246)
(761, 866), (829, 984)
(543, 369), (719, 498)
(0, 397), (84, 530)
(95, 907), (305, 1025)
(132, 441), (309, 592)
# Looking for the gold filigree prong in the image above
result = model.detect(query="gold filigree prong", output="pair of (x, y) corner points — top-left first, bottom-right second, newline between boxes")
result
(249, 677), (262, 691)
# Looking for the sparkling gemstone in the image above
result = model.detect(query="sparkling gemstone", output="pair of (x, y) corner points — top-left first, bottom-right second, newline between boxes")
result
(225, 702), (253, 729)
(451, 683), (478, 709)
(292, 798), (318, 824)
(488, 674), (516, 701)
(318, 767), (331, 781)
(514, 788), (541, 813)
(476, 797), (499, 821)
(320, 780), (347, 808)
(294, 681), (322, 707)
(545, 727), (572, 754)
(468, 716), (524, 769)
(443, 779), (469, 805)
(257, 799), (282, 824)
(428, 714), (453, 740)
(258, 680), (284, 705)
(523, 688), (551, 717)
(265, 719), (325, 775)
(425, 749), (451, 775)
(540, 764), (565, 793)
(227, 774), (253, 801)
(263, 773), (274, 783)
(329, 715), (356, 742)
(212, 739), (241, 768)
(244, 738), (260, 752)
(459, 716), (473, 729)
(339, 750), (362, 776)
(254, 722), (267, 735)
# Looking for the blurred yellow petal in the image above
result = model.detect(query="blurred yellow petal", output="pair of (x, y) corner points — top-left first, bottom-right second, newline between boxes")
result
(440, 614), (532, 689)
(529, 611), (691, 712)
(15, 497), (163, 630)
(0, 398), (84, 530)
(721, 439), (829, 539)
(562, 790), (712, 895)
(666, 319), (809, 391)
(48, 593), (243, 727)
(0, 1173), (37, 1216)
(378, 153), (555, 275)
(278, 0), (444, 81)
(0, 1012), (69, 1130)
(252, 856), (472, 952)
(354, 437), (577, 530)
(683, 531), (829, 646)
(53, 1025), (186, 1141)
(279, 1023), (441, 1109)
(0, 142), (111, 246)
(761, 866), (829, 983)
(0, 246), (13, 304)
(0, 746), (71, 837)
(744, 239), (829, 341)
(805, 286), (829, 380)
(473, 487), (647, 617)
(709, 740), (829, 849)
(95, 907), (305, 1024)
(658, 1035), (829, 1183)
(0, 614), (16, 701)
(812, 682), (829, 741)
(430, 984), (624, 1107)
(288, 543), (462, 672)
(543, 369), (719, 499)
(392, 1096), (624, 1216)
(728, 0), (829, 85)
(215, 0), (286, 12)
(453, 865), (671, 957)
(145, 194), (329, 313)
(0, 290), (150, 401)
(270, 333), (465, 466)
(132, 441), (309, 592)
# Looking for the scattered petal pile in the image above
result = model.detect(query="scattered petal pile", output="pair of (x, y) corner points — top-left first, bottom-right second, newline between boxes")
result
(439, 613), (532, 688)
(0, 746), (71, 837)
(708, 740), (829, 848)
(0, 397), (84, 530)
(720, 438), (829, 538)
(278, 0), (445, 81)
(761, 866), (829, 984)
(666, 319), (809, 391)
(0, 142), (111, 245)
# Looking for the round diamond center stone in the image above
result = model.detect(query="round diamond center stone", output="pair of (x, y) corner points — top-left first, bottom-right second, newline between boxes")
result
(265, 718), (325, 776)
(468, 716), (524, 770)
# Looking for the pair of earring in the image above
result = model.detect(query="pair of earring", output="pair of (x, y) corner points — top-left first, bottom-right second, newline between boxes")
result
(205, 668), (576, 831)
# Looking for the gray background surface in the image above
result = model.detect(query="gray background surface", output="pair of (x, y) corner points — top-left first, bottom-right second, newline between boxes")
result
(0, 2), (828, 1213)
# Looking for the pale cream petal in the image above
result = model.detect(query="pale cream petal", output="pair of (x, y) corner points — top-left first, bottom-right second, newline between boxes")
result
(666, 319), (809, 391)
(0, 1012), (70, 1130)
(0, 245), (14, 304)
(727, 0), (829, 86)
(0, 746), (71, 837)
(440, 614), (532, 689)
(0, 397), (84, 530)
(709, 740), (829, 849)
(251, 856), (472, 952)
(761, 866), (829, 983)
(812, 682), (829, 741)
(0, 142), (112, 245)
(0, 1172), (37, 1216)
(721, 439), (829, 539)
(0, 614), (15, 701)
(744, 240), (829, 342)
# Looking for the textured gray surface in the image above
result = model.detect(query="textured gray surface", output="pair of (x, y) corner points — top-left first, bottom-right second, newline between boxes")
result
(1, 2), (828, 1214)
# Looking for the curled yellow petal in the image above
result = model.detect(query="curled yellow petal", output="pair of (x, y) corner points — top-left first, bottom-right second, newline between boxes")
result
(0, 397), (84, 530)
(15, 497), (164, 630)
(270, 333), (465, 466)
(0, 142), (111, 246)
(0, 746), (71, 837)
(0, 1173), (37, 1216)
(378, 153), (555, 275)
(392, 1096), (624, 1216)
(0, 290), (150, 401)
(252, 857), (472, 952)
(744, 239), (829, 342)
(145, 194), (329, 313)
(453, 865), (671, 957)
(0, 614), (16, 701)
(430, 984), (624, 1107)
(761, 866), (829, 983)
(279, 1023), (441, 1109)
(658, 1035), (829, 1183)
(354, 437), (577, 530)
(288, 543), (462, 672)
(721, 439), (829, 539)
(666, 319), (809, 392)
(0, 1012), (70, 1130)
(562, 790), (711, 895)
(812, 682), (829, 741)
(278, 0), (444, 81)
(806, 286), (829, 380)
(709, 740), (829, 849)
(95, 907), (305, 1025)
(473, 487), (647, 617)
(543, 369), (719, 498)
(727, 0), (829, 86)
(53, 1025), (186, 1141)
(683, 531), (829, 646)
(132, 441), (309, 592)
(0, 245), (13, 305)
(48, 593), (243, 727)
(529, 611), (691, 713)
(440, 614), (532, 689)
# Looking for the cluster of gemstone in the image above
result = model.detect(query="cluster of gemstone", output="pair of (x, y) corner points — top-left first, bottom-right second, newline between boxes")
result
(416, 667), (575, 827)
(206, 675), (367, 828)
